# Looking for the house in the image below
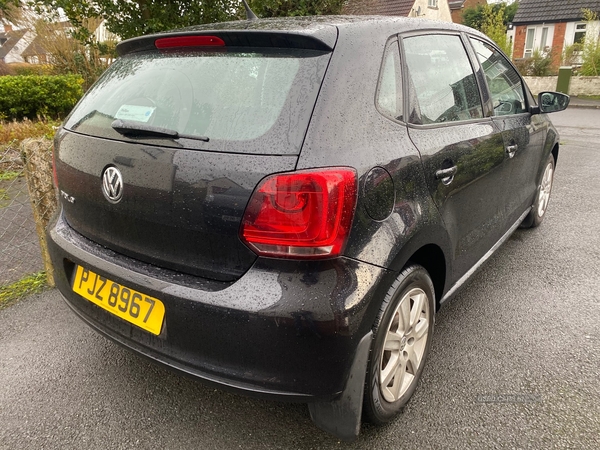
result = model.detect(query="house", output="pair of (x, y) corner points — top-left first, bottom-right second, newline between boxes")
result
(22, 19), (119, 65)
(448, 0), (487, 24)
(512, 0), (600, 68)
(0, 25), (34, 63)
(345, 0), (452, 22)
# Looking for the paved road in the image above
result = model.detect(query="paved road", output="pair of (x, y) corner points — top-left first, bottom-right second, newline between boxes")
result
(1, 108), (599, 449)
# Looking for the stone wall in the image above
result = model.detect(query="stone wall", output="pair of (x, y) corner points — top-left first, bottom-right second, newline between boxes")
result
(523, 76), (600, 96)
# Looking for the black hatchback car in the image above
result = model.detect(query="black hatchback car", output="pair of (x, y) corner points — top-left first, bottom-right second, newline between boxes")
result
(48, 16), (568, 439)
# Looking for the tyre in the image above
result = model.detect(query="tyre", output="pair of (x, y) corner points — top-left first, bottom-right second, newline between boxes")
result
(521, 154), (555, 228)
(363, 264), (435, 425)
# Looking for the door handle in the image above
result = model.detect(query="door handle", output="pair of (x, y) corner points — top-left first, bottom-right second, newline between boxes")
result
(506, 144), (518, 158)
(435, 166), (457, 184)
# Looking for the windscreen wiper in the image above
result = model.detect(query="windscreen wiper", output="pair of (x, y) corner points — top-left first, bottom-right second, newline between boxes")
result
(111, 119), (209, 142)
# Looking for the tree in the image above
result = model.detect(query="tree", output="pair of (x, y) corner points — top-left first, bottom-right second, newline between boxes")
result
(251, 0), (344, 17)
(463, 2), (516, 31)
(30, 0), (346, 42)
(481, 4), (512, 57)
(462, 2), (513, 57)
(580, 9), (600, 76)
(31, 1), (243, 41)
(0, 0), (22, 25)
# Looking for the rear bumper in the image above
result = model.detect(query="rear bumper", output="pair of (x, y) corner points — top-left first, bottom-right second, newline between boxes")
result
(48, 211), (390, 401)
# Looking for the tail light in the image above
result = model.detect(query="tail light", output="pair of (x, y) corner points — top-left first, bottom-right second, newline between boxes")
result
(52, 147), (58, 187)
(240, 168), (357, 259)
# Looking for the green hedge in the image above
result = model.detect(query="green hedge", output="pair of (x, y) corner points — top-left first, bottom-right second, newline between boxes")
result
(0, 75), (84, 120)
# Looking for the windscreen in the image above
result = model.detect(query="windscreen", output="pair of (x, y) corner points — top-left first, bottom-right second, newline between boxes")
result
(64, 48), (330, 154)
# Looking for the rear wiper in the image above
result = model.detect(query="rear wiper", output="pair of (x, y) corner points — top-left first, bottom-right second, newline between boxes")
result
(111, 119), (209, 142)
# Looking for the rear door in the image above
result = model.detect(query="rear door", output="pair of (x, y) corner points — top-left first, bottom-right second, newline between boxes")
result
(402, 33), (512, 280)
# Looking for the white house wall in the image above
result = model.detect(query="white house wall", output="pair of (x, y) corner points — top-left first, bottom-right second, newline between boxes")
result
(94, 21), (119, 43)
(411, 0), (452, 22)
(5, 30), (35, 63)
(564, 20), (599, 48)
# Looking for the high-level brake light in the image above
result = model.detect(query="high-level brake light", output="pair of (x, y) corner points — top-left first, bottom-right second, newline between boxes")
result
(154, 36), (226, 49)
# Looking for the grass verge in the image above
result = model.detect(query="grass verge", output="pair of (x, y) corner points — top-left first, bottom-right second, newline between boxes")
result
(0, 271), (48, 310)
(0, 118), (59, 144)
(0, 171), (21, 181)
(574, 95), (600, 101)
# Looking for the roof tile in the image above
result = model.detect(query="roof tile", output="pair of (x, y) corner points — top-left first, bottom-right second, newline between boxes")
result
(513, 0), (600, 24)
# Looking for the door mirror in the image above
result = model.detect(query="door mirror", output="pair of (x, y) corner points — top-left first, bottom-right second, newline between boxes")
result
(537, 91), (570, 113)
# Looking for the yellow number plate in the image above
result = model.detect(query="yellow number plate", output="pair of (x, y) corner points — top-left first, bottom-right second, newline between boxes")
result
(72, 265), (165, 336)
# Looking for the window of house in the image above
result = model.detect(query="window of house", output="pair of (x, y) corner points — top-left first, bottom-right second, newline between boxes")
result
(376, 41), (403, 121)
(539, 27), (549, 51)
(403, 34), (483, 124)
(428, 0), (438, 8)
(470, 38), (526, 116)
(574, 23), (586, 44)
(524, 28), (535, 58)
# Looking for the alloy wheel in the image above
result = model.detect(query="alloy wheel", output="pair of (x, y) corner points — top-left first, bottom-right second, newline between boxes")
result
(537, 161), (554, 218)
(379, 287), (430, 403)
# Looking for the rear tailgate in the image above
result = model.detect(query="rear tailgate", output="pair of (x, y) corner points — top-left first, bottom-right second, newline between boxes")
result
(56, 29), (335, 281)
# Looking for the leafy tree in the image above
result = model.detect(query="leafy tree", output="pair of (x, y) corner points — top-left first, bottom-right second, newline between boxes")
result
(0, 0), (21, 24)
(463, 2), (513, 57)
(30, 0), (346, 42)
(30, 1), (243, 41)
(251, 0), (344, 17)
(480, 4), (512, 57)
(463, 2), (516, 31)
(504, 1), (518, 24)
(580, 9), (600, 76)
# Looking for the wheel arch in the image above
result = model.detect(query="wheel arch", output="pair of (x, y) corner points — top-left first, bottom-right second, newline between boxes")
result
(551, 142), (559, 166)
(386, 226), (452, 310)
(406, 244), (446, 309)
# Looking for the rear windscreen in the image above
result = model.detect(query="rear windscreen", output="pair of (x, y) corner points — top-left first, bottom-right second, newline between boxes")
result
(64, 48), (331, 155)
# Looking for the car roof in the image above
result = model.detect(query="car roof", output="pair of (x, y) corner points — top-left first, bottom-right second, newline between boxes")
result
(116, 15), (488, 56)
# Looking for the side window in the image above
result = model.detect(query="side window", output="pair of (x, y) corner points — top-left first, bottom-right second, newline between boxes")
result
(403, 34), (483, 125)
(377, 41), (403, 121)
(470, 38), (527, 116)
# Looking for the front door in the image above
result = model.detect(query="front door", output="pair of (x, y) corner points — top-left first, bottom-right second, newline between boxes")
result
(469, 37), (547, 225)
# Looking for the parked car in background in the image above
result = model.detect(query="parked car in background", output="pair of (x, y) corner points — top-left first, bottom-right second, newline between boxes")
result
(47, 15), (568, 440)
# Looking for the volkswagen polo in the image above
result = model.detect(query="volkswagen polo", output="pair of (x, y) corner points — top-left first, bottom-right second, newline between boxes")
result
(47, 15), (568, 439)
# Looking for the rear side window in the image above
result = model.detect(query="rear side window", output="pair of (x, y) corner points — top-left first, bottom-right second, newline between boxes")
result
(403, 34), (483, 124)
(470, 38), (527, 116)
(64, 48), (330, 155)
(377, 41), (403, 121)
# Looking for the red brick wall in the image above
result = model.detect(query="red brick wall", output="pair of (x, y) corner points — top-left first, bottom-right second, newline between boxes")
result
(513, 22), (567, 69)
(514, 25), (527, 59)
(551, 22), (566, 68)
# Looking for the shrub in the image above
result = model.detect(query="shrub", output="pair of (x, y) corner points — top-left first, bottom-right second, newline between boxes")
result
(0, 118), (59, 145)
(9, 63), (54, 76)
(0, 62), (15, 76)
(0, 75), (84, 120)
(581, 42), (600, 75)
(513, 50), (554, 76)
(580, 9), (600, 76)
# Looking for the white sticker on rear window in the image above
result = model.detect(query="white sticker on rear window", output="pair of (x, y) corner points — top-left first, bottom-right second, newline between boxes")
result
(115, 105), (156, 123)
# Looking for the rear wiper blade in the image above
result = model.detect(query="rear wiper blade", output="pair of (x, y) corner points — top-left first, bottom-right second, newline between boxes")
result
(111, 119), (209, 142)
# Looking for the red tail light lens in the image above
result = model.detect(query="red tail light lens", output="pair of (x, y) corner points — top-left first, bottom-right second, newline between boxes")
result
(155, 36), (225, 49)
(240, 168), (357, 259)
(52, 147), (58, 187)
